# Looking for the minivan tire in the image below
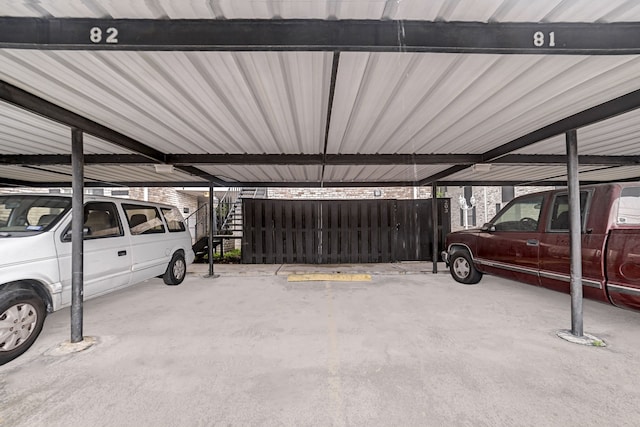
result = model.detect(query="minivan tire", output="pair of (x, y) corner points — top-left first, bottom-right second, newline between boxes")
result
(163, 253), (186, 286)
(0, 288), (46, 366)
(449, 250), (482, 285)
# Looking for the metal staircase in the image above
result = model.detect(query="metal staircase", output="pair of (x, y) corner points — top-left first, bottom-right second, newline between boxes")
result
(188, 187), (266, 261)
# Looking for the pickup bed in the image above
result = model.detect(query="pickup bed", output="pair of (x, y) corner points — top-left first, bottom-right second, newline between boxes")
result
(442, 182), (640, 312)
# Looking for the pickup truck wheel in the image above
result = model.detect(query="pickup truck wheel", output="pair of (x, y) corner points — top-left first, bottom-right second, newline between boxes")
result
(0, 289), (46, 366)
(449, 251), (482, 285)
(163, 253), (186, 286)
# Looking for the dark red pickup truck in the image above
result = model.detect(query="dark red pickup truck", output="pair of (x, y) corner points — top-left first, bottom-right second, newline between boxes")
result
(442, 182), (640, 312)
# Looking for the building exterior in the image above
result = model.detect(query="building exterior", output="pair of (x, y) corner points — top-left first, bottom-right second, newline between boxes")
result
(267, 185), (555, 231)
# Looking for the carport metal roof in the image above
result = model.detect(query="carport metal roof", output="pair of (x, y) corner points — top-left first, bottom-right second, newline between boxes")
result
(1, 0), (640, 188)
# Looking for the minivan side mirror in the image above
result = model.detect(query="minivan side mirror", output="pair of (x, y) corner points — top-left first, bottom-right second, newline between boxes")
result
(62, 227), (90, 242)
(481, 223), (495, 232)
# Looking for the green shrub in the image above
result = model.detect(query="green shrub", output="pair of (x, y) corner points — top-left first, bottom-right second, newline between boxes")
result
(211, 249), (241, 264)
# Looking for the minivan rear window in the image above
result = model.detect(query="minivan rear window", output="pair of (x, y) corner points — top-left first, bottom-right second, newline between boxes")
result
(122, 204), (166, 235)
(161, 207), (186, 232)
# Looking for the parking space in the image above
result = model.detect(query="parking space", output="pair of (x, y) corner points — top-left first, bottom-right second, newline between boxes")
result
(1, 268), (640, 426)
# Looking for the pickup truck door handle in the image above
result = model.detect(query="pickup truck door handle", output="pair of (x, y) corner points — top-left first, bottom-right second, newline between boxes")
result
(526, 239), (539, 247)
(118, 250), (127, 256)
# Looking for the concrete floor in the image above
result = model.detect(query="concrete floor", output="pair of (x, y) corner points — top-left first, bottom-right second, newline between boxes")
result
(1, 263), (640, 427)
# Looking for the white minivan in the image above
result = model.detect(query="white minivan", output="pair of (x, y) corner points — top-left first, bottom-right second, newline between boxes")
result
(0, 193), (195, 365)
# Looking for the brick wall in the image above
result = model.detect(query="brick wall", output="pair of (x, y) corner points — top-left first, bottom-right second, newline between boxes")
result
(127, 187), (199, 219)
(267, 185), (557, 231)
(268, 186), (433, 200)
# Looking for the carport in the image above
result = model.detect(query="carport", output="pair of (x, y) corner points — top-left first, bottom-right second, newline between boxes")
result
(1, 2), (640, 344)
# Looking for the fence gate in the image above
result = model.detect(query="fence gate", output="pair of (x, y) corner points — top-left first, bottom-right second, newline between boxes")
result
(242, 199), (450, 264)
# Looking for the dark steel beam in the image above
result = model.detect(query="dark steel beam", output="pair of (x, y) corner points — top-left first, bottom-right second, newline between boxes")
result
(0, 81), (165, 162)
(3, 153), (640, 166)
(321, 51), (341, 183)
(2, 18), (640, 54)
(482, 88), (640, 162)
(324, 154), (481, 165)
(0, 80), (225, 185)
(0, 154), (150, 165)
(4, 177), (639, 189)
(169, 153), (481, 165)
(493, 154), (640, 165)
(418, 164), (470, 185)
(420, 87), (640, 184)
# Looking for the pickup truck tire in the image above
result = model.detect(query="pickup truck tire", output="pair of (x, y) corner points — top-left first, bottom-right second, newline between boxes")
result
(0, 288), (46, 366)
(449, 250), (482, 285)
(163, 253), (186, 286)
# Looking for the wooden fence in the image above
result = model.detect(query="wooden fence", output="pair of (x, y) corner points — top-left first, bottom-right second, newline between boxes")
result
(241, 198), (450, 264)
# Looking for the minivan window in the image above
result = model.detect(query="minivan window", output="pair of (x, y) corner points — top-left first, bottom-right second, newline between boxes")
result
(618, 187), (640, 224)
(0, 195), (71, 234)
(61, 202), (123, 241)
(123, 204), (166, 235)
(83, 202), (123, 238)
(161, 207), (186, 232)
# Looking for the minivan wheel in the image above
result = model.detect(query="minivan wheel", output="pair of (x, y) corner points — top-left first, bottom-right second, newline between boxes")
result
(449, 250), (482, 285)
(0, 289), (46, 366)
(163, 253), (186, 286)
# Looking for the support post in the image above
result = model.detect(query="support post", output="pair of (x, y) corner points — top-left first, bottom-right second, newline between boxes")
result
(431, 183), (438, 274)
(204, 182), (220, 278)
(70, 128), (84, 343)
(566, 129), (583, 337)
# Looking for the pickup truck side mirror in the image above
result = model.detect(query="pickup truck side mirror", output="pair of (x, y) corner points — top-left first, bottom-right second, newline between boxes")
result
(481, 223), (496, 232)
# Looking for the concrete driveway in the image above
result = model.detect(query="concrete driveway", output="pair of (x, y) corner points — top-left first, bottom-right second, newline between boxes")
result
(1, 264), (640, 427)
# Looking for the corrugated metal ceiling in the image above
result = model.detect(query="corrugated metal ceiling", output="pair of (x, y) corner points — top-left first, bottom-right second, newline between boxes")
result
(1, 0), (640, 187)
(2, 0), (640, 22)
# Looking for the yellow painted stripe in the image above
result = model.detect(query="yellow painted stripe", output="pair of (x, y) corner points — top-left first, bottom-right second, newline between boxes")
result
(287, 273), (371, 282)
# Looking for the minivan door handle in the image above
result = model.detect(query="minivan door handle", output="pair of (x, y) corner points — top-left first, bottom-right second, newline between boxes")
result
(118, 250), (127, 256)
(526, 239), (539, 247)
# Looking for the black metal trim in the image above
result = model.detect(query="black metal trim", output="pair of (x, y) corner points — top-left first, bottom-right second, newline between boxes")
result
(493, 154), (640, 165)
(419, 88), (640, 185)
(482, 88), (640, 162)
(2, 178), (636, 188)
(2, 153), (639, 166)
(0, 153), (484, 165)
(3, 18), (640, 54)
(0, 80), (226, 185)
(321, 51), (340, 184)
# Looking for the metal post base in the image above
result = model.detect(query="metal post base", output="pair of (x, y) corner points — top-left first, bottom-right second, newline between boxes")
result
(47, 336), (97, 356)
(556, 330), (606, 347)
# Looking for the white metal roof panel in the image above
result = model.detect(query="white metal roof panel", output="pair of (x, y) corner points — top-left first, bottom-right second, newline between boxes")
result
(0, 50), (331, 155)
(514, 108), (640, 156)
(443, 164), (640, 183)
(329, 52), (640, 155)
(0, 102), (135, 155)
(323, 164), (454, 182)
(197, 165), (323, 183)
(2, 1), (640, 22)
(0, 164), (203, 184)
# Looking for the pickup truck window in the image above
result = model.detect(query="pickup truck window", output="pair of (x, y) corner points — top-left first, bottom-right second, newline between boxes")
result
(492, 195), (544, 232)
(548, 191), (589, 231)
(123, 203), (166, 235)
(618, 186), (640, 224)
(161, 207), (186, 232)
